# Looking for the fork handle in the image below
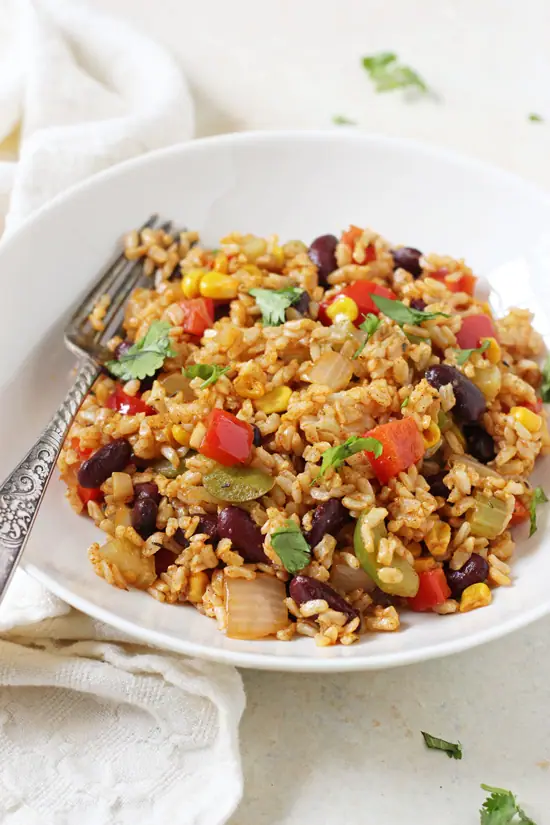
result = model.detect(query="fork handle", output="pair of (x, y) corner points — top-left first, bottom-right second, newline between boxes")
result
(0, 358), (101, 601)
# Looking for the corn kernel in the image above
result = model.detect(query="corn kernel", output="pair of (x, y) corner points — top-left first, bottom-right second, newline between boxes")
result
(424, 522), (451, 559)
(480, 337), (501, 364)
(326, 295), (359, 323)
(472, 364), (501, 401)
(181, 269), (205, 299)
(239, 264), (262, 277)
(213, 252), (228, 273)
(422, 421), (441, 450)
(255, 386), (293, 414)
(510, 406), (542, 433)
(188, 571), (209, 603)
(172, 424), (190, 446)
(271, 243), (285, 268)
(199, 271), (239, 300)
(459, 582), (492, 612)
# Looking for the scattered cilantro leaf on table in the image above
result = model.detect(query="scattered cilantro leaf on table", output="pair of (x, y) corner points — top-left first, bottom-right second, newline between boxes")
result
(352, 313), (381, 359)
(529, 485), (548, 537)
(313, 435), (383, 483)
(371, 294), (449, 326)
(249, 287), (304, 326)
(332, 115), (357, 125)
(270, 521), (311, 574)
(183, 364), (230, 389)
(362, 52), (429, 94)
(480, 784), (537, 825)
(455, 339), (490, 365)
(528, 113), (544, 123)
(421, 731), (462, 759)
(106, 320), (175, 381)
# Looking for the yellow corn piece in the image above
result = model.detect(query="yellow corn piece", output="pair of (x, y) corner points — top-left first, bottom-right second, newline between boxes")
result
(182, 269), (205, 299)
(510, 406), (542, 433)
(326, 295), (359, 323)
(172, 424), (190, 446)
(480, 337), (501, 364)
(188, 571), (209, 603)
(424, 521), (451, 559)
(422, 421), (441, 450)
(459, 582), (492, 613)
(271, 243), (285, 268)
(239, 264), (262, 277)
(255, 386), (293, 414)
(472, 364), (501, 401)
(199, 271), (239, 300)
(213, 252), (229, 273)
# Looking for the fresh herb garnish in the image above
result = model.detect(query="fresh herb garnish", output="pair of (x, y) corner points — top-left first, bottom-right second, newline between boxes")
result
(106, 320), (176, 381)
(540, 354), (550, 402)
(371, 294), (450, 327)
(183, 363), (230, 389)
(332, 115), (357, 125)
(421, 731), (462, 760)
(362, 52), (429, 95)
(313, 435), (383, 483)
(270, 520), (311, 574)
(401, 397), (410, 408)
(480, 784), (537, 825)
(249, 287), (304, 326)
(528, 113), (544, 123)
(455, 339), (490, 366)
(529, 485), (548, 537)
(352, 314), (381, 359)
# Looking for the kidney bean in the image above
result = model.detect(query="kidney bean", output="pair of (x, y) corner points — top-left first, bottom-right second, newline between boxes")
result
(217, 506), (268, 563)
(427, 471), (450, 498)
(445, 553), (489, 599)
(425, 364), (486, 422)
(131, 496), (158, 538)
(410, 298), (426, 311)
(173, 528), (189, 548)
(289, 575), (359, 621)
(173, 514), (219, 549)
(305, 499), (349, 549)
(293, 291), (311, 316)
(154, 547), (178, 575)
(133, 481), (160, 503)
(463, 424), (496, 464)
(370, 587), (394, 608)
(308, 234), (338, 287)
(252, 424), (263, 447)
(391, 247), (423, 278)
(77, 439), (132, 488)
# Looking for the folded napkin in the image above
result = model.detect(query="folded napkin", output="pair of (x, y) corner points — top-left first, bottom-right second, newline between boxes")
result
(0, 2), (245, 823)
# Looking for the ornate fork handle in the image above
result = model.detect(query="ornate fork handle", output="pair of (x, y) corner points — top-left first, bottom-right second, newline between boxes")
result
(0, 358), (100, 599)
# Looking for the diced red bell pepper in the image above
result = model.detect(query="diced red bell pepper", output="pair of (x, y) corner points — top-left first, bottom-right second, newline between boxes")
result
(70, 437), (93, 460)
(318, 280), (397, 327)
(77, 485), (103, 505)
(106, 386), (155, 416)
(524, 398), (543, 414)
(510, 497), (530, 526)
(341, 225), (363, 248)
(199, 409), (253, 466)
(364, 417), (425, 484)
(180, 298), (215, 337)
(456, 314), (498, 350)
(430, 268), (477, 296)
(408, 568), (450, 612)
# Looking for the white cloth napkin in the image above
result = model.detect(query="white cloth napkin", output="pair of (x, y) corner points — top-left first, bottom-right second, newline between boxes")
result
(0, 2), (245, 823)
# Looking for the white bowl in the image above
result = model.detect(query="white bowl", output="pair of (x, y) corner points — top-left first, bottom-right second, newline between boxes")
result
(2, 131), (550, 672)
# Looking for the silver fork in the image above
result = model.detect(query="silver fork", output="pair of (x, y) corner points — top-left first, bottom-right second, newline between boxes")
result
(0, 213), (167, 602)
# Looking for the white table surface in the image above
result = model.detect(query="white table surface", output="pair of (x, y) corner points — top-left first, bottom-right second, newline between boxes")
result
(98, 1), (550, 821)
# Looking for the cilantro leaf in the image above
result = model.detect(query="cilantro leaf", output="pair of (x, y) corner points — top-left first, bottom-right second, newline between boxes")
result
(249, 287), (304, 326)
(362, 52), (429, 95)
(106, 320), (176, 381)
(480, 785), (537, 825)
(270, 521), (311, 574)
(183, 363), (229, 389)
(421, 731), (462, 760)
(401, 397), (410, 408)
(540, 354), (550, 402)
(455, 339), (490, 366)
(528, 113), (544, 123)
(371, 294), (450, 326)
(529, 485), (548, 537)
(332, 115), (357, 125)
(352, 314), (381, 360)
(313, 435), (383, 483)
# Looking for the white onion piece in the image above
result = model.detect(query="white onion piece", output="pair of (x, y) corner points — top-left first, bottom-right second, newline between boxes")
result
(225, 574), (288, 640)
(449, 454), (502, 479)
(112, 471), (134, 503)
(161, 372), (195, 400)
(330, 563), (374, 594)
(306, 351), (353, 392)
(98, 537), (156, 589)
(114, 505), (132, 527)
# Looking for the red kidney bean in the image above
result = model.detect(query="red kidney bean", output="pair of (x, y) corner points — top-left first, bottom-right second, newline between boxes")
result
(131, 496), (158, 538)
(133, 481), (160, 503)
(173, 528), (189, 548)
(427, 471), (450, 498)
(392, 247), (423, 278)
(370, 587), (394, 608)
(77, 439), (132, 488)
(425, 364), (486, 422)
(293, 291), (311, 316)
(410, 298), (426, 311)
(154, 547), (178, 575)
(217, 506), (268, 563)
(305, 499), (348, 549)
(173, 515), (219, 548)
(463, 424), (496, 464)
(308, 234), (338, 287)
(289, 575), (359, 621)
(445, 553), (489, 599)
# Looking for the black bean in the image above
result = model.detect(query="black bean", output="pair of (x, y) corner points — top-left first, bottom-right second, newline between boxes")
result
(252, 425), (262, 447)
(445, 553), (489, 600)
(410, 298), (426, 311)
(214, 304), (230, 322)
(425, 364), (486, 422)
(305, 499), (349, 549)
(427, 471), (450, 498)
(391, 247), (423, 278)
(370, 587), (394, 608)
(293, 291), (311, 316)
(131, 496), (158, 538)
(289, 575), (359, 622)
(217, 506), (268, 563)
(133, 481), (160, 503)
(77, 439), (132, 488)
(463, 424), (496, 464)
(308, 234), (338, 287)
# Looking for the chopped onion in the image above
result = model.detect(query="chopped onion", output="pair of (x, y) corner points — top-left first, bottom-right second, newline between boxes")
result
(467, 492), (510, 538)
(305, 351), (354, 392)
(112, 472), (134, 503)
(98, 537), (156, 589)
(161, 372), (195, 400)
(472, 364), (501, 401)
(114, 505), (132, 527)
(330, 563), (374, 594)
(225, 574), (288, 639)
(449, 454), (503, 479)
